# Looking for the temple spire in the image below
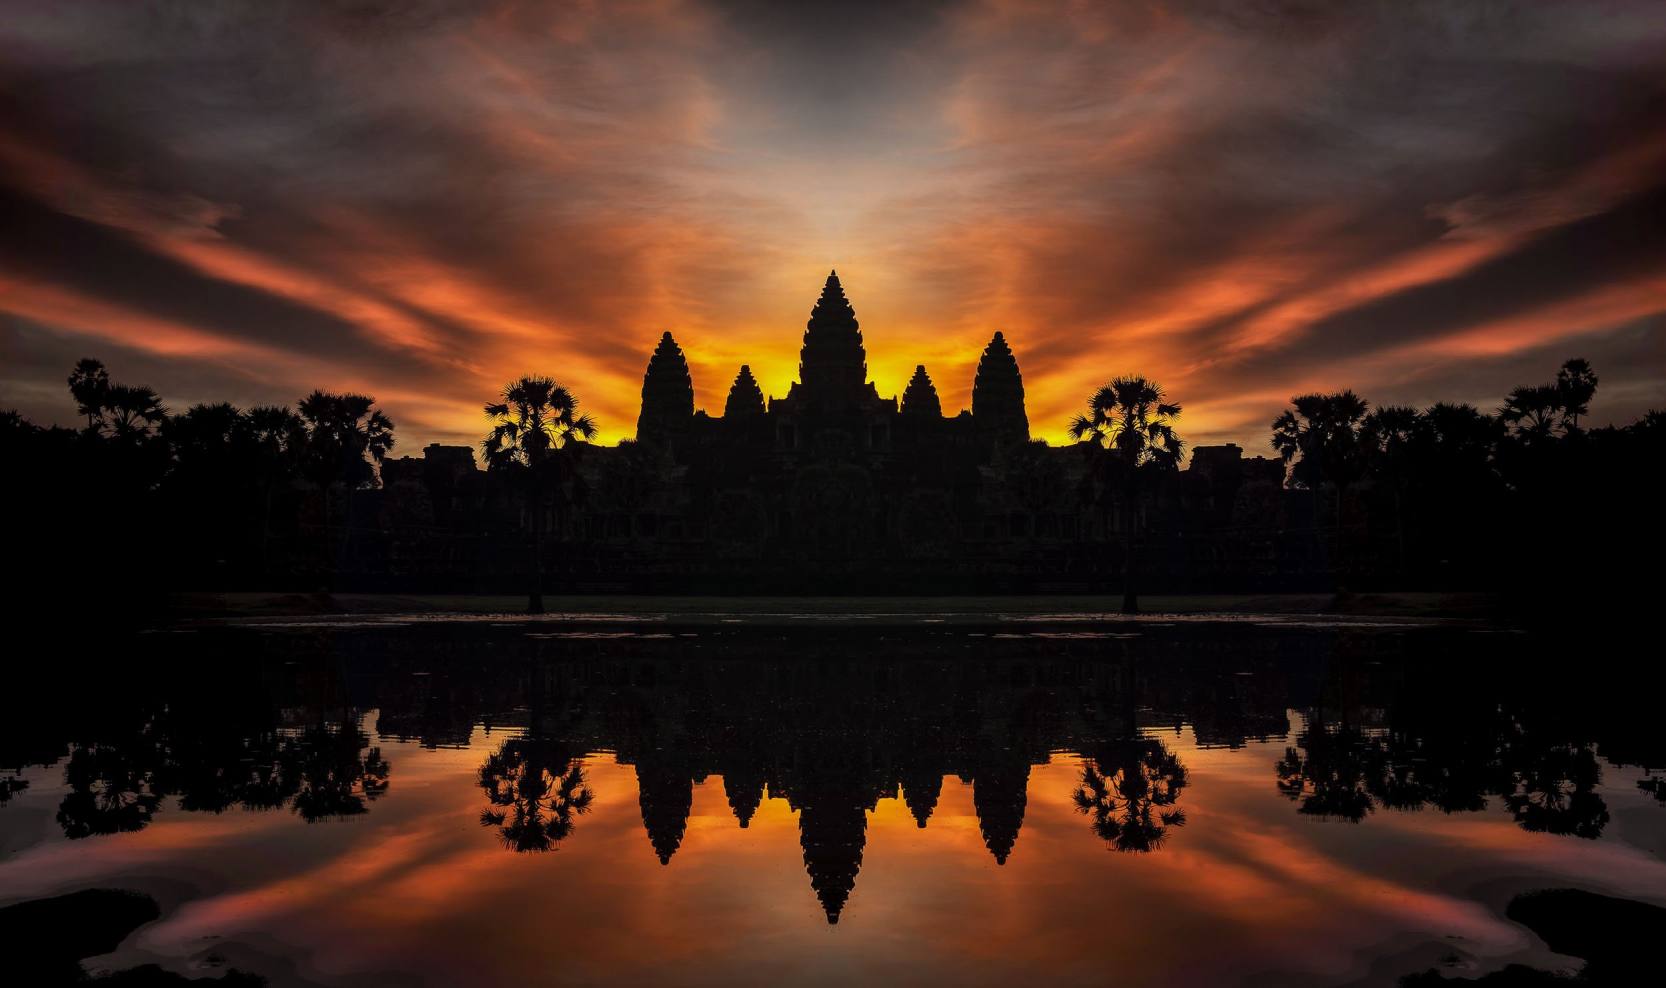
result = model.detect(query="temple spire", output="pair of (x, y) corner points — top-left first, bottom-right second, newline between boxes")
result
(797, 270), (868, 407)
(637, 331), (694, 446)
(901, 364), (942, 418)
(972, 331), (1029, 444)
(724, 365), (765, 419)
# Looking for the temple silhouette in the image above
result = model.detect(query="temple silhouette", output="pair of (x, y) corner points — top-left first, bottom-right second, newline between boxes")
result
(12, 271), (1660, 603)
(374, 272), (1288, 592)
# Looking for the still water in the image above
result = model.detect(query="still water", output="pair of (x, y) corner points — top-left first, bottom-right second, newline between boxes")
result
(2, 615), (1664, 986)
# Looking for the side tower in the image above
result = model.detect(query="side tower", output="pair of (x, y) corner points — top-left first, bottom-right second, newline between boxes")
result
(724, 365), (766, 419)
(971, 331), (1029, 446)
(637, 331), (695, 447)
(900, 365), (942, 418)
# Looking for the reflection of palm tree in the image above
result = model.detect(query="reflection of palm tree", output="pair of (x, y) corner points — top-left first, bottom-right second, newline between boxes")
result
(1275, 725), (1379, 823)
(482, 376), (597, 614)
(1504, 740), (1609, 839)
(56, 744), (162, 839)
(1073, 736), (1188, 852)
(478, 735), (594, 853)
(286, 722), (390, 823)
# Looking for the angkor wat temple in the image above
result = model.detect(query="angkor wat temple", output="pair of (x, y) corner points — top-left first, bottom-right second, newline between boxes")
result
(374, 273), (1306, 593)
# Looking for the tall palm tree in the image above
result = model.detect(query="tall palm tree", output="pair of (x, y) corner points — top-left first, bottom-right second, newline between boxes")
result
(1360, 405), (1421, 575)
(1068, 376), (1184, 614)
(296, 392), (395, 585)
(67, 358), (111, 432)
(1554, 358), (1598, 432)
(1271, 391), (1368, 583)
(246, 406), (307, 575)
(483, 376), (597, 614)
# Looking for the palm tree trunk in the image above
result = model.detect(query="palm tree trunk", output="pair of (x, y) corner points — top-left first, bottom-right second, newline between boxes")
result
(1121, 481), (1139, 615)
(528, 473), (545, 615)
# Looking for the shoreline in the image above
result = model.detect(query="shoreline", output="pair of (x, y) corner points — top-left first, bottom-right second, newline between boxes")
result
(163, 590), (1507, 623)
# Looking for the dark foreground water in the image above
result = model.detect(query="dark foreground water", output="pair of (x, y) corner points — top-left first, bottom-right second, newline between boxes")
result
(2, 614), (1664, 986)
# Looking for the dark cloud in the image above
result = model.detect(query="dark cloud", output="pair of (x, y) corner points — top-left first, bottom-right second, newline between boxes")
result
(0, 184), (449, 376)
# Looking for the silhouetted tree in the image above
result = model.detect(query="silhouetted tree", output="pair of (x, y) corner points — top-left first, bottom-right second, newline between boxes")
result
(1502, 736), (1609, 839)
(1360, 405), (1421, 573)
(1073, 736), (1188, 852)
(482, 376), (597, 613)
(1275, 725), (1380, 823)
(478, 734), (593, 852)
(67, 358), (111, 432)
(56, 743), (163, 839)
(1272, 391), (1368, 582)
(297, 391), (394, 491)
(1272, 392), (1369, 492)
(1069, 376), (1184, 613)
(1555, 358), (1598, 432)
(246, 405), (308, 569)
(296, 391), (393, 585)
(286, 722), (390, 822)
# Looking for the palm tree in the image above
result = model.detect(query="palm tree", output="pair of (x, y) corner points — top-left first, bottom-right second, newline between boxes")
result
(1360, 405), (1421, 576)
(246, 406), (307, 575)
(296, 392), (394, 585)
(1271, 391), (1368, 584)
(1271, 391), (1368, 493)
(1068, 376), (1184, 614)
(67, 358), (110, 432)
(297, 392), (394, 490)
(1500, 384), (1563, 442)
(101, 385), (167, 442)
(483, 376), (597, 614)
(1554, 358), (1598, 432)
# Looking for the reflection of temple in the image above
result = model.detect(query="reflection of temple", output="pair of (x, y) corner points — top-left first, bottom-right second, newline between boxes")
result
(11, 624), (1661, 925)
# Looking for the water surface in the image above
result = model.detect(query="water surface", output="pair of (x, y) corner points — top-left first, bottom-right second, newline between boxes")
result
(2, 618), (1662, 986)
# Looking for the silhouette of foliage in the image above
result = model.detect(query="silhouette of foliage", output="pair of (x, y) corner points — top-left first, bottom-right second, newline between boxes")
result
(483, 375), (596, 612)
(1069, 375), (1184, 613)
(1073, 736), (1188, 852)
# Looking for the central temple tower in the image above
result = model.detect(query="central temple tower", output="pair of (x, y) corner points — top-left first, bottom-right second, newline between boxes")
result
(796, 271), (870, 410)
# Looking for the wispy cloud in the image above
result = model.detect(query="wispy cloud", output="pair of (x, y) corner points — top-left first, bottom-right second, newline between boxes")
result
(2, 0), (1663, 452)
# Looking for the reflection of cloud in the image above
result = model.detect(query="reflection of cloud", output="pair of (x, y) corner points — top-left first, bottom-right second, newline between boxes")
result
(2, 1), (1664, 451)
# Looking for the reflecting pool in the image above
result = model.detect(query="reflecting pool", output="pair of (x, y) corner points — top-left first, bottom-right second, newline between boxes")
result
(3, 616), (1663, 986)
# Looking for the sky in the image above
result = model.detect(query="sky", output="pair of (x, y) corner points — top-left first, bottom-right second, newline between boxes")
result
(3, 0), (1664, 454)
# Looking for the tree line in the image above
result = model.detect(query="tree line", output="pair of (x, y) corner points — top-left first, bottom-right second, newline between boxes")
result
(1072, 358), (1662, 613)
(3, 356), (1661, 614)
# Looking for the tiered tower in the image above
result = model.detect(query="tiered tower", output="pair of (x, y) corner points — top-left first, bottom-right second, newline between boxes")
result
(724, 365), (766, 418)
(797, 271), (869, 409)
(637, 331), (695, 446)
(972, 331), (1029, 444)
(900, 365), (942, 418)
